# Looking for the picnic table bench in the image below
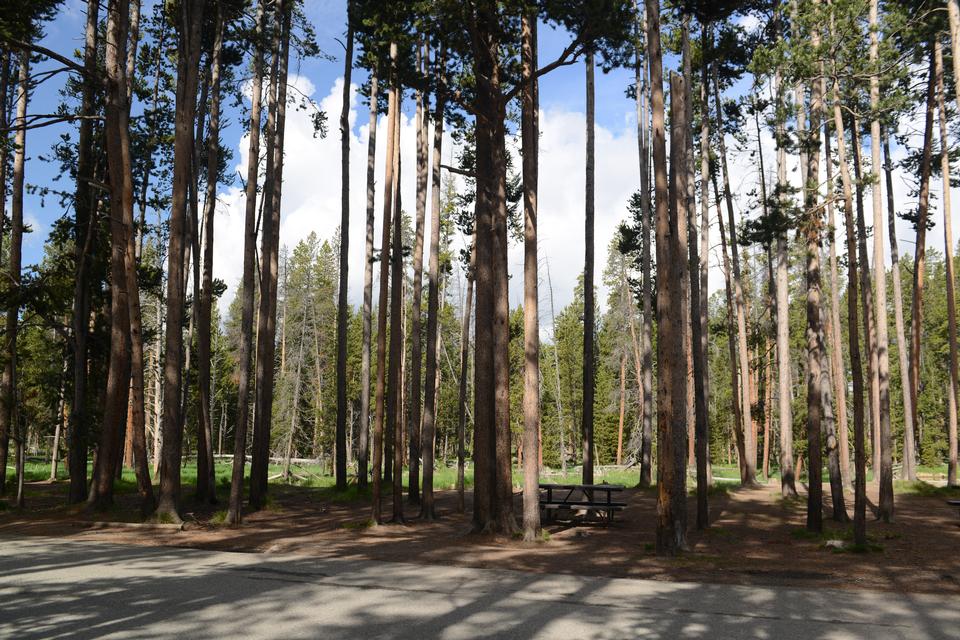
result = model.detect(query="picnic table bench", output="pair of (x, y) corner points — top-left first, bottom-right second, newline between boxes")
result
(948, 499), (960, 521)
(539, 483), (626, 524)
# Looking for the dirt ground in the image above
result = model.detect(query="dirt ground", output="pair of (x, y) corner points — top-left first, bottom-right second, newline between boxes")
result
(3, 479), (959, 595)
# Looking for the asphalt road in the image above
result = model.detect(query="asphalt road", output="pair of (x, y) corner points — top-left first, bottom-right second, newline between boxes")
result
(1, 536), (958, 639)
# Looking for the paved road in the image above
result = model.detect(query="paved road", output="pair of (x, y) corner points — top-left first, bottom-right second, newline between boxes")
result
(1, 536), (958, 639)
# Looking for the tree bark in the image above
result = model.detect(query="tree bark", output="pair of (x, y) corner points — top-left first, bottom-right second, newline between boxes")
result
(456, 240), (475, 513)
(830, 64), (868, 543)
(803, 25), (826, 532)
(196, 7), (224, 505)
(687, 20), (708, 529)
(870, 2), (897, 520)
(422, 45), (447, 521)
(407, 39), (427, 505)
(582, 50), (596, 486)
(521, 13), (541, 540)
(937, 38), (960, 488)
(635, 9), (654, 489)
(822, 93), (849, 484)
(713, 68), (756, 485)
(0, 52), (27, 498)
(67, 0), (100, 504)
(906, 46), (937, 491)
(388, 92), (405, 524)
(335, 7), (354, 492)
(155, 0), (205, 522)
(649, 0), (687, 554)
(226, 0), (266, 526)
(358, 70), (378, 490)
(372, 44), (399, 525)
(900, 47), (943, 496)
(716, 181), (746, 481)
(89, 0), (130, 509)
(251, 2), (291, 509)
(772, 26), (796, 495)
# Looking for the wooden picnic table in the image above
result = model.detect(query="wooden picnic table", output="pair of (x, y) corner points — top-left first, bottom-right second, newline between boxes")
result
(538, 483), (627, 524)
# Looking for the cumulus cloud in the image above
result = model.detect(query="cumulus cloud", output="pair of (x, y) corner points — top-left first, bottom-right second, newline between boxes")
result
(211, 73), (959, 323)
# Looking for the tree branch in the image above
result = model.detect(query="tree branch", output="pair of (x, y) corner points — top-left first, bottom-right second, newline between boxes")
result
(441, 163), (474, 178)
(503, 37), (584, 103)
(0, 37), (92, 79)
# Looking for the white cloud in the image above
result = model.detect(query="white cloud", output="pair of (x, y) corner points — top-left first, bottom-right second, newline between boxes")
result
(212, 72), (960, 326)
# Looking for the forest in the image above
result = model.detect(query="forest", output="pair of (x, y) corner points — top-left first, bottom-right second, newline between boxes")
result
(0, 0), (959, 560)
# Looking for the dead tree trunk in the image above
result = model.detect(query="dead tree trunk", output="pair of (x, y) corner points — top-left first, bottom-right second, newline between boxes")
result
(334, 8), (354, 492)
(582, 50), (596, 485)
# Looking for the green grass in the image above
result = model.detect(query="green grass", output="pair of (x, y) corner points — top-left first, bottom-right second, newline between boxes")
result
(893, 480), (960, 497)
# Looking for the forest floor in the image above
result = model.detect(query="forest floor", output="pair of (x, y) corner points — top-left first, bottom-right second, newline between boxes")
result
(2, 474), (959, 595)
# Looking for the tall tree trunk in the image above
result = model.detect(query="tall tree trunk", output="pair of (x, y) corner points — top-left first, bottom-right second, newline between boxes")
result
(773, 23), (796, 495)
(196, 8), (224, 505)
(937, 42), (960, 488)
(803, 24), (826, 532)
(469, 6), (515, 535)
(67, 0), (100, 504)
(50, 356), (68, 481)
(358, 70), (378, 490)
(879, 132), (913, 491)
(657, 69), (689, 554)
(699, 26), (714, 489)
(90, 0), (129, 508)
(521, 13), (541, 540)
(713, 69), (756, 485)
(251, 3), (291, 509)
(649, 0), (687, 552)
(0, 52), (27, 498)
(372, 44), (399, 525)
(906, 46), (937, 491)
(847, 116), (882, 480)
(226, 0), (266, 526)
(635, 8), (654, 489)
(830, 65), (868, 543)
(388, 97), (405, 524)
(822, 92), (849, 484)
(547, 263), (567, 474)
(687, 20), (708, 529)
(869, 3), (897, 520)
(335, 8), (354, 492)
(815, 65), (846, 522)
(716, 182), (746, 480)
(583, 50), (596, 485)
(0, 53), (9, 494)
(408, 39), (427, 505)
(422, 46), (447, 521)
(155, 0), (205, 522)
(456, 240), (475, 513)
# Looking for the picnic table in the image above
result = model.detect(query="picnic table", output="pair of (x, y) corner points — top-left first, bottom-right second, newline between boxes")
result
(539, 483), (626, 524)
(948, 499), (960, 521)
